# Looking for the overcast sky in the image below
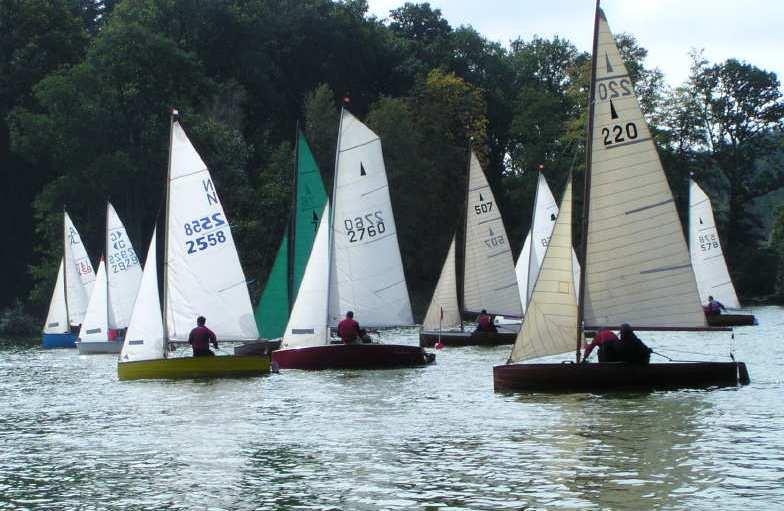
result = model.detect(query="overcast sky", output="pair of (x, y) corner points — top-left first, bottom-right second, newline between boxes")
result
(366, 0), (784, 87)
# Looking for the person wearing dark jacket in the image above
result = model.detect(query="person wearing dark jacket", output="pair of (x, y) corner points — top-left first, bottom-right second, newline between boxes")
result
(188, 316), (218, 357)
(617, 323), (652, 364)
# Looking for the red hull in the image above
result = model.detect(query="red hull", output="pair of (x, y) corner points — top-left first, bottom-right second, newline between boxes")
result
(272, 343), (435, 370)
(419, 330), (517, 347)
(493, 362), (750, 392)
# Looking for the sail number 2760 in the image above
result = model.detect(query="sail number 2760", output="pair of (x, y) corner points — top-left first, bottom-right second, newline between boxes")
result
(184, 212), (227, 254)
(345, 211), (386, 242)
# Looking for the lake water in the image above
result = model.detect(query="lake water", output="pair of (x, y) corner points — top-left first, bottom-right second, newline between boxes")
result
(1, 306), (783, 510)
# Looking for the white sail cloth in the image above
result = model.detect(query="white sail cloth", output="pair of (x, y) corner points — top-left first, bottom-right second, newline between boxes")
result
(64, 212), (95, 326)
(43, 260), (69, 334)
(689, 180), (741, 309)
(422, 236), (461, 331)
(328, 109), (414, 327)
(79, 259), (109, 342)
(121, 229), (165, 362)
(510, 180), (578, 363)
(165, 120), (259, 341)
(582, 10), (705, 328)
(282, 204), (330, 348)
(106, 203), (143, 328)
(462, 152), (522, 317)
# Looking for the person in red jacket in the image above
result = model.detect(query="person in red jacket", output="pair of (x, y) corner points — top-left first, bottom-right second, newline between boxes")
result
(474, 309), (498, 333)
(582, 327), (619, 362)
(188, 316), (218, 357)
(337, 311), (362, 344)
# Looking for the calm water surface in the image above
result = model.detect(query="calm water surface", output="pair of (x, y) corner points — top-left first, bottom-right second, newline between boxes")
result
(1, 306), (783, 510)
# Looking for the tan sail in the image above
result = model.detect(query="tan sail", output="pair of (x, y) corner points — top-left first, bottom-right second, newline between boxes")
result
(422, 236), (461, 331)
(582, 9), (705, 329)
(462, 151), (522, 317)
(510, 179), (577, 362)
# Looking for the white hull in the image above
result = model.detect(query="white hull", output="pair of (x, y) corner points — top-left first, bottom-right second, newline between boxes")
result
(77, 340), (123, 354)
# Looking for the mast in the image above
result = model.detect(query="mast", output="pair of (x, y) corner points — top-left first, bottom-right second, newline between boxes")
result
(62, 208), (70, 328)
(105, 201), (110, 329)
(287, 123), (299, 312)
(526, 171), (542, 310)
(458, 141), (472, 332)
(576, 0), (601, 363)
(325, 107), (345, 335)
(162, 109), (176, 353)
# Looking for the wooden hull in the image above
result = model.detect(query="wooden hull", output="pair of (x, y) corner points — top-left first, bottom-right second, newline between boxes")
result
(272, 344), (435, 370)
(77, 340), (123, 354)
(117, 355), (270, 380)
(234, 339), (281, 356)
(41, 332), (77, 349)
(706, 314), (757, 327)
(419, 330), (517, 347)
(493, 362), (750, 392)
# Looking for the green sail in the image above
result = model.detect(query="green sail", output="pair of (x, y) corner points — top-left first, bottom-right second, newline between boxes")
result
(254, 132), (327, 338)
(255, 231), (289, 338)
(291, 131), (328, 301)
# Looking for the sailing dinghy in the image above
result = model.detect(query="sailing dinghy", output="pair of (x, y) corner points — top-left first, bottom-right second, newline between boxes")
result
(77, 203), (143, 354)
(493, 4), (749, 392)
(272, 109), (434, 369)
(117, 112), (268, 379)
(419, 151), (522, 347)
(239, 131), (329, 356)
(41, 212), (96, 348)
(689, 179), (756, 327)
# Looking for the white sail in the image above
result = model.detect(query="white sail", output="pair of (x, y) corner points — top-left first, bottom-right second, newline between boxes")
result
(282, 204), (330, 348)
(463, 151), (522, 317)
(510, 179), (578, 362)
(63, 212), (95, 326)
(516, 175), (581, 314)
(328, 109), (414, 327)
(582, 10), (705, 328)
(121, 229), (165, 362)
(43, 260), (69, 334)
(689, 180), (741, 309)
(422, 236), (461, 331)
(79, 259), (109, 342)
(165, 119), (259, 341)
(106, 203), (143, 328)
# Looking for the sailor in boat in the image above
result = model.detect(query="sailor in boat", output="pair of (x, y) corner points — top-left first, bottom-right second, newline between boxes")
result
(581, 327), (619, 362)
(188, 316), (219, 357)
(337, 311), (371, 344)
(474, 309), (498, 334)
(704, 296), (727, 317)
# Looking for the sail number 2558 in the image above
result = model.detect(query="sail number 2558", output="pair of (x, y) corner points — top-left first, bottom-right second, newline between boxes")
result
(345, 211), (386, 242)
(184, 212), (227, 254)
(602, 122), (638, 146)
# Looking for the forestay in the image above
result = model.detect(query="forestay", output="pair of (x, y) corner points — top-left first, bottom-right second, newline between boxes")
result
(165, 119), (259, 341)
(106, 203), (143, 329)
(79, 259), (109, 342)
(282, 204), (330, 348)
(328, 109), (413, 327)
(510, 180), (577, 363)
(689, 180), (741, 309)
(463, 152), (522, 317)
(422, 236), (461, 331)
(582, 10), (705, 328)
(121, 229), (165, 362)
(43, 260), (69, 334)
(63, 212), (95, 326)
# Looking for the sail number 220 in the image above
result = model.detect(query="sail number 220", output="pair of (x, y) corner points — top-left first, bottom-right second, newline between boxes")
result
(602, 122), (638, 146)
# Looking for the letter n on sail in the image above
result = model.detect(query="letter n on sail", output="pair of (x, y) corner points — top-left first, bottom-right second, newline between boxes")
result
(203, 178), (218, 205)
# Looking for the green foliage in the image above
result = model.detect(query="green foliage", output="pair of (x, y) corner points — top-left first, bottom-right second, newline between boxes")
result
(772, 207), (784, 299)
(0, 301), (38, 337)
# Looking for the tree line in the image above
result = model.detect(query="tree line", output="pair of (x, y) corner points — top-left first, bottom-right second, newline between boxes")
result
(1, 0), (783, 334)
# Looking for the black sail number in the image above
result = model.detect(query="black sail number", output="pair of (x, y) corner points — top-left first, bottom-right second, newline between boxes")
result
(345, 211), (386, 242)
(598, 78), (632, 100)
(602, 122), (638, 146)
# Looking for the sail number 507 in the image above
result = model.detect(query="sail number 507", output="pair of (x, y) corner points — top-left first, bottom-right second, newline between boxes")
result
(602, 122), (638, 146)
(345, 211), (386, 242)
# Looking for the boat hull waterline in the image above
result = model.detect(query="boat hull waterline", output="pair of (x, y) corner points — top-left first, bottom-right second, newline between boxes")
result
(706, 314), (757, 327)
(272, 344), (435, 370)
(419, 330), (517, 347)
(118, 355), (270, 380)
(41, 332), (78, 349)
(493, 362), (750, 392)
(77, 340), (123, 354)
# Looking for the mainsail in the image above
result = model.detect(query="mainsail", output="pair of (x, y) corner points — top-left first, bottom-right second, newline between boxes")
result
(106, 202), (143, 329)
(462, 151), (522, 317)
(328, 109), (413, 327)
(689, 180), (741, 309)
(510, 179), (577, 363)
(581, 9), (705, 328)
(422, 236), (461, 331)
(43, 260), (69, 334)
(121, 229), (165, 362)
(165, 118), (259, 341)
(63, 212), (95, 326)
(79, 259), (109, 342)
(282, 203), (330, 348)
